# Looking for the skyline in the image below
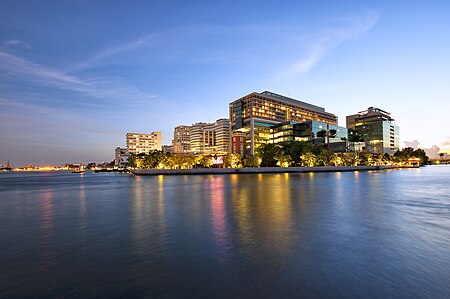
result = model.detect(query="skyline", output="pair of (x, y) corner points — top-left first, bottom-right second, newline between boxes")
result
(1, 1), (450, 165)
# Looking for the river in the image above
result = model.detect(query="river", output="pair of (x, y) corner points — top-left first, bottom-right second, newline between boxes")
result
(0, 166), (449, 298)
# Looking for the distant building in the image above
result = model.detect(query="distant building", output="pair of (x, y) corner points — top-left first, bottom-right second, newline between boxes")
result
(346, 107), (400, 155)
(172, 125), (191, 153)
(230, 91), (338, 155)
(189, 118), (230, 155)
(126, 132), (162, 154)
(115, 147), (130, 167)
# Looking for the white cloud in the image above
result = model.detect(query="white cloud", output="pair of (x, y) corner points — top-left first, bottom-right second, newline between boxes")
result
(280, 11), (380, 77)
(0, 49), (157, 105)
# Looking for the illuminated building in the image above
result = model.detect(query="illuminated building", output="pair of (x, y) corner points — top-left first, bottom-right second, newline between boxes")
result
(229, 91), (338, 155)
(172, 125), (191, 153)
(346, 107), (400, 154)
(190, 118), (230, 155)
(126, 132), (162, 154)
(271, 120), (348, 152)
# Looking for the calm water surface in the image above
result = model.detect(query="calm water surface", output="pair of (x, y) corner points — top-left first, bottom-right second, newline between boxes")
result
(0, 167), (449, 298)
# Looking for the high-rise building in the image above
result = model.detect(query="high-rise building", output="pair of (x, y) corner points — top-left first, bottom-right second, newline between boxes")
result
(172, 125), (191, 153)
(229, 91), (338, 155)
(346, 107), (400, 154)
(126, 132), (162, 154)
(189, 118), (230, 155)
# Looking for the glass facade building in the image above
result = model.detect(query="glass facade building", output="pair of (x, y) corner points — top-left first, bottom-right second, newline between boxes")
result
(230, 91), (338, 155)
(346, 107), (400, 155)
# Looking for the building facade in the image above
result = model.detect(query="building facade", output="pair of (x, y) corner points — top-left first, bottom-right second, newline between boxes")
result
(114, 147), (130, 167)
(230, 91), (338, 155)
(189, 118), (230, 155)
(346, 107), (400, 155)
(172, 125), (191, 153)
(270, 120), (348, 152)
(126, 132), (162, 154)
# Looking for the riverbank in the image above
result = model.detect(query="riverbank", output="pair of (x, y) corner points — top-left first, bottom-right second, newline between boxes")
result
(132, 165), (418, 176)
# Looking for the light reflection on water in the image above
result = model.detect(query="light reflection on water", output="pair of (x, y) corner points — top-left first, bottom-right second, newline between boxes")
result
(0, 167), (449, 298)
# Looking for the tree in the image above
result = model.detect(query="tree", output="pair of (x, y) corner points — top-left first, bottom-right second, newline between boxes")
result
(317, 149), (333, 166)
(275, 154), (292, 167)
(282, 141), (314, 166)
(301, 152), (317, 167)
(256, 143), (282, 167)
(197, 155), (213, 168)
(224, 153), (242, 168)
(243, 155), (260, 168)
(439, 153), (444, 159)
(330, 153), (344, 166)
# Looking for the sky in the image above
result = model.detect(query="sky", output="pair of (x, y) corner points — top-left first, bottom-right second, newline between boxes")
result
(1, 0), (450, 166)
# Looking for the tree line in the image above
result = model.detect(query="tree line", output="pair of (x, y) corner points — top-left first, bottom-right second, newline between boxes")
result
(127, 142), (429, 169)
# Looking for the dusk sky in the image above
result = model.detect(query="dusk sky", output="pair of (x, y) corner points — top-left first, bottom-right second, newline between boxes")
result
(1, 0), (450, 166)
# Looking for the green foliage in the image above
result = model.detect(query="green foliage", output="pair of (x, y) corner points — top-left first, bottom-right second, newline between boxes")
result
(301, 152), (317, 167)
(197, 155), (213, 168)
(394, 147), (429, 165)
(275, 154), (292, 167)
(256, 143), (282, 167)
(281, 141), (314, 166)
(224, 153), (242, 168)
(317, 149), (333, 166)
(243, 155), (260, 168)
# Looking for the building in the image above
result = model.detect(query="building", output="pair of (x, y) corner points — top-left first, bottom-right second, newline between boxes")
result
(189, 118), (230, 155)
(172, 125), (191, 153)
(270, 120), (348, 152)
(346, 107), (400, 155)
(126, 132), (162, 154)
(230, 91), (338, 155)
(114, 147), (130, 167)
(231, 131), (246, 156)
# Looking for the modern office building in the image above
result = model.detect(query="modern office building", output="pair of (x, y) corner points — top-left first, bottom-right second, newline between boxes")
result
(114, 147), (130, 167)
(230, 91), (338, 155)
(126, 132), (162, 154)
(172, 125), (191, 153)
(346, 107), (400, 155)
(189, 118), (230, 155)
(270, 120), (348, 152)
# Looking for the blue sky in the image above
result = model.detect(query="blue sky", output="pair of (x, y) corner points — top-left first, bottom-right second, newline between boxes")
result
(1, 0), (450, 165)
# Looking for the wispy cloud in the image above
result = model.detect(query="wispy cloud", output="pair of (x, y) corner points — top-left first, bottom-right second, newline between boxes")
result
(69, 34), (160, 72)
(0, 49), (157, 106)
(280, 11), (380, 77)
(1, 39), (31, 49)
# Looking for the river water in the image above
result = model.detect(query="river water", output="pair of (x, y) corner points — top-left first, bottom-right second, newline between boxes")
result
(0, 167), (449, 298)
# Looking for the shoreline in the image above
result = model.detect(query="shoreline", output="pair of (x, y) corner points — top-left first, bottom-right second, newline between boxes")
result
(132, 165), (418, 176)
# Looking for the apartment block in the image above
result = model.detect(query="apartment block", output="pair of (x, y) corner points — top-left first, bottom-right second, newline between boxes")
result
(126, 132), (162, 154)
(189, 118), (230, 155)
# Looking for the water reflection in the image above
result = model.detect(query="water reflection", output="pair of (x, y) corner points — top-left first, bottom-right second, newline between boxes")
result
(38, 188), (54, 272)
(208, 176), (229, 260)
(1, 169), (446, 297)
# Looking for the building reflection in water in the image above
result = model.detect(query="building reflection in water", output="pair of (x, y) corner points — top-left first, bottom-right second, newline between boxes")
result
(231, 174), (294, 258)
(208, 176), (230, 261)
(131, 175), (167, 257)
